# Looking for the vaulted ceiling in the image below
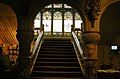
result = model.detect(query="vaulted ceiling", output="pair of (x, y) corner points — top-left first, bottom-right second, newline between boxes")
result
(0, 0), (120, 46)
(0, 3), (18, 45)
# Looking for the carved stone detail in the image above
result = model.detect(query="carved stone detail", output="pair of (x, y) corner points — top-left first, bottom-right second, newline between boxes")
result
(82, 32), (100, 44)
(84, 0), (101, 28)
(81, 32), (100, 79)
(84, 59), (97, 79)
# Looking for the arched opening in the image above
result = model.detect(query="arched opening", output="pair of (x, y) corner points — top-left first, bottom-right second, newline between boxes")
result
(0, 3), (18, 69)
(34, 3), (83, 37)
(98, 1), (120, 70)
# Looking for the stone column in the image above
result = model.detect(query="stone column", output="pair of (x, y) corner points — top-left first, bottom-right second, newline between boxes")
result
(82, 32), (100, 79)
(16, 29), (34, 74)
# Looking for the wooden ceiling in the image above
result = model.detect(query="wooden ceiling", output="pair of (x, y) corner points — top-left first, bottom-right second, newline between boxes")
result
(0, 3), (18, 45)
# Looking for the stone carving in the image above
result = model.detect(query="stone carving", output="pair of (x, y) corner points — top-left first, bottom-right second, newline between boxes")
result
(86, 44), (97, 58)
(84, 59), (97, 79)
(84, 0), (101, 28)
(82, 32), (100, 44)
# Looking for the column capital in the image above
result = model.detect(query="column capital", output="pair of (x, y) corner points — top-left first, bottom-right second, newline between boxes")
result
(83, 0), (101, 28)
(82, 31), (100, 44)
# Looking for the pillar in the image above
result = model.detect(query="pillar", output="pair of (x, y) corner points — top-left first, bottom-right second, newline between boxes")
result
(82, 31), (100, 79)
(16, 29), (34, 75)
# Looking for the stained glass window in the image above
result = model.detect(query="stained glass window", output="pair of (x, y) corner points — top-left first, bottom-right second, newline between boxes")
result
(34, 3), (83, 36)
(64, 4), (72, 8)
(64, 11), (73, 32)
(75, 13), (82, 29)
(34, 12), (41, 28)
(43, 11), (51, 32)
(53, 12), (62, 32)
(53, 11), (62, 20)
(35, 12), (41, 20)
(75, 13), (81, 20)
(53, 4), (62, 8)
(43, 11), (51, 20)
(45, 4), (52, 8)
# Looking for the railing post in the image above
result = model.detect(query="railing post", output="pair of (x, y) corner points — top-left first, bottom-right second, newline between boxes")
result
(82, 31), (100, 79)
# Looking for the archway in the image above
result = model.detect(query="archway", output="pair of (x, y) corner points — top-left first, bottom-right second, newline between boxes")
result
(98, 1), (120, 70)
(0, 3), (18, 69)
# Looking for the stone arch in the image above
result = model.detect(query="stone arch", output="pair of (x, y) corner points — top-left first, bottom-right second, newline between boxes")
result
(0, 3), (18, 44)
(96, 0), (120, 32)
(99, 1), (120, 45)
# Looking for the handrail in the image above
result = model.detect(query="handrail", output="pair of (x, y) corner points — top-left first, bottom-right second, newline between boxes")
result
(19, 31), (44, 79)
(72, 31), (85, 76)
(30, 31), (43, 58)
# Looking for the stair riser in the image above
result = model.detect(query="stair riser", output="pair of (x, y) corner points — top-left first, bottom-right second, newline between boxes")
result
(35, 62), (79, 66)
(30, 39), (83, 78)
(38, 55), (76, 58)
(31, 72), (82, 77)
(40, 48), (74, 51)
(39, 51), (75, 54)
(33, 67), (81, 72)
(36, 58), (78, 62)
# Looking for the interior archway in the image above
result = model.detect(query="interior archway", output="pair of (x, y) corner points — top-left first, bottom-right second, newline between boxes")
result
(98, 1), (120, 69)
(0, 3), (18, 67)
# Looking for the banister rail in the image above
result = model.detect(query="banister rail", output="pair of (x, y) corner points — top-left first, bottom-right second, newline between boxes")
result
(72, 31), (85, 76)
(30, 31), (43, 58)
(19, 31), (44, 79)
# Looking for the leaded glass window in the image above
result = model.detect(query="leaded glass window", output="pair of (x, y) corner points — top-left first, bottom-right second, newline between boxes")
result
(35, 12), (41, 20)
(53, 4), (62, 8)
(53, 11), (62, 20)
(43, 11), (51, 20)
(64, 4), (72, 8)
(43, 11), (51, 32)
(75, 13), (81, 20)
(45, 4), (52, 8)
(64, 11), (73, 32)
(75, 13), (82, 29)
(34, 12), (41, 28)
(53, 11), (62, 32)
(34, 3), (83, 36)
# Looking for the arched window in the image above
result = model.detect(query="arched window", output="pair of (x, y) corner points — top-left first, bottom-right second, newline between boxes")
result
(75, 13), (82, 29)
(53, 11), (62, 32)
(43, 11), (51, 32)
(64, 11), (73, 32)
(34, 12), (41, 35)
(34, 12), (41, 28)
(34, 3), (83, 37)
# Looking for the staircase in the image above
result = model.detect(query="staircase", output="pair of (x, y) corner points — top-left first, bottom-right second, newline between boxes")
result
(30, 38), (83, 79)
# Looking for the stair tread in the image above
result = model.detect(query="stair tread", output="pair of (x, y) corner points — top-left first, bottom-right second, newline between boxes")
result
(30, 77), (81, 79)
(38, 54), (75, 56)
(30, 39), (83, 79)
(34, 66), (80, 68)
(32, 71), (81, 73)
(36, 61), (78, 63)
(37, 58), (77, 59)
